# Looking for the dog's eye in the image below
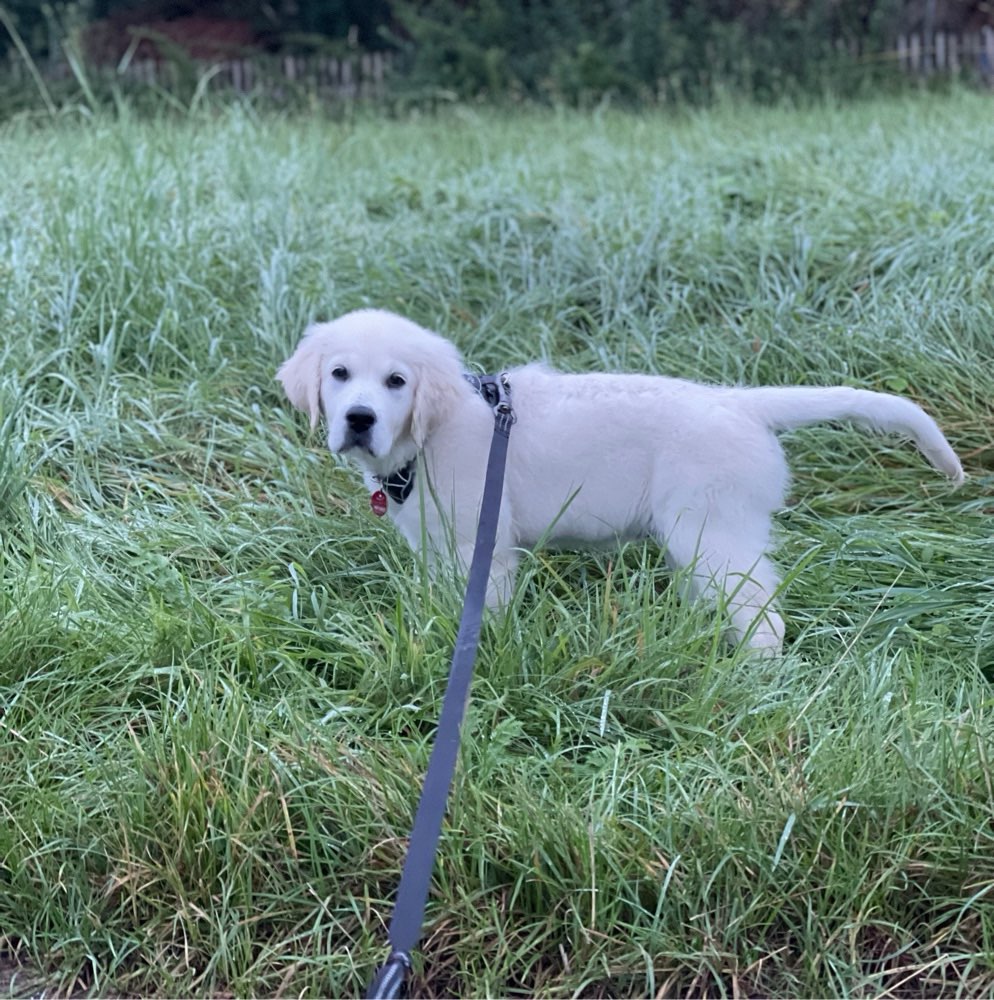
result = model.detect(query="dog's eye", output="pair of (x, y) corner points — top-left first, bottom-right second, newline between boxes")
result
(331, 366), (349, 381)
(386, 373), (407, 389)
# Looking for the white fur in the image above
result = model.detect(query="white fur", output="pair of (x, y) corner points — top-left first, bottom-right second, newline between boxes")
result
(278, 309), (964, 653)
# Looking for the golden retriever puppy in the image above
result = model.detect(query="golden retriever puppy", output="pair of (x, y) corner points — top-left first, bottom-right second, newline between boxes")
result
(278, 309), (963, 654)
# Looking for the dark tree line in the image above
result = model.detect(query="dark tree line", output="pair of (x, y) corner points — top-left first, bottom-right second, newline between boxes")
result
(1, 1), (392, 59)
(1, 1), (990, 101)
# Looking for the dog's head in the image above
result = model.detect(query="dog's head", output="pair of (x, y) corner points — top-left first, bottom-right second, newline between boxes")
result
(277, 309), (467, 471)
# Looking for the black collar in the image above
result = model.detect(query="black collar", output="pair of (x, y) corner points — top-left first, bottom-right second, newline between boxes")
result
(379, 458), (416, 505)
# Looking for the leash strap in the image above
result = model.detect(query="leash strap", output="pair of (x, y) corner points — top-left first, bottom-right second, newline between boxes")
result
(366, 374), (514, 1000)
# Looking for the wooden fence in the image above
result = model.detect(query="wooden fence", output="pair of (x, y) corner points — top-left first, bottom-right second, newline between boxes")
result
(3, 33), (994, 99)
(3, 50), (396, 100)
(896, 28), (994, 78)
(170, 51), (394, 98)
(92, 35), (994, 92)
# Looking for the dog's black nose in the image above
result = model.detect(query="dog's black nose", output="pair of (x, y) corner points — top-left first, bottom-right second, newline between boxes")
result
(346, 406), (376, 433)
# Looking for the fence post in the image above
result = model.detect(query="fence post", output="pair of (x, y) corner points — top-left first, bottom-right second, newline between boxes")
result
(359, 52), (366, 95)
(909, 33), (921, 73)
(923, 0), (936, 74)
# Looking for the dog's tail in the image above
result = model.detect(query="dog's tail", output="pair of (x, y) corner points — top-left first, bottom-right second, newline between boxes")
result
(743, 386), (964, 484)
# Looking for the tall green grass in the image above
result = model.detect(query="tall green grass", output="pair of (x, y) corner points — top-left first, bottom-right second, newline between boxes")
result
(1, 92), (992, 997)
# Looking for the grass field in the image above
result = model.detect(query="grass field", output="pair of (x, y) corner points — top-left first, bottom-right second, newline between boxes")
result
(1, 91), (993, 998)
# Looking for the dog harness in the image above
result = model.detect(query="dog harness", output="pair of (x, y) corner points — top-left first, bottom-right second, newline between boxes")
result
(369, 373), (512, 516)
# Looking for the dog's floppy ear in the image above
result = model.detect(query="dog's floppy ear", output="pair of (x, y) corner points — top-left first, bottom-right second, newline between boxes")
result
(409, 337), (467, 448)
(277, 332), (324, 430)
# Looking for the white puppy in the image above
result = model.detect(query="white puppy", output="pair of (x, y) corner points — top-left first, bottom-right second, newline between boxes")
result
(278, 309), (963, 653)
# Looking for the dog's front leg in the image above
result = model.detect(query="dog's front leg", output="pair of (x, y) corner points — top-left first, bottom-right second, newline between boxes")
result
(484, 546), (518, 610)
(451, 512), (517, 611)
(401, 496), (517, 610)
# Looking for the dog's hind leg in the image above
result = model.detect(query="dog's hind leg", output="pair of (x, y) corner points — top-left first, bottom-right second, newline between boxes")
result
(657, 512), (785, 654)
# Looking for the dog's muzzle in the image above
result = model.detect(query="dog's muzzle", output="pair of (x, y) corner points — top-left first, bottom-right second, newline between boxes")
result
(344, 405), (377, 452)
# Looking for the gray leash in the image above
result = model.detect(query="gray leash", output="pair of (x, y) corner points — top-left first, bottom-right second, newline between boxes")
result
(365, 374), (514, 1000)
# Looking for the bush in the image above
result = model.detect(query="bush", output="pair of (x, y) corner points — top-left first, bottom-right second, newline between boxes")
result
(390, 0), (908, 104)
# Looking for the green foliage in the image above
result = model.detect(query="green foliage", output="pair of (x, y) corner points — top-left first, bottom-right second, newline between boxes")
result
(391, 0), (909, 104)
(0, 0), (935, 114)
(0, 92), (993, 996)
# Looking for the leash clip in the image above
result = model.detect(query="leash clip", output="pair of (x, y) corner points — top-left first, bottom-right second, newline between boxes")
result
(366, 949), (412, 999)
(493, 371), (515, 433)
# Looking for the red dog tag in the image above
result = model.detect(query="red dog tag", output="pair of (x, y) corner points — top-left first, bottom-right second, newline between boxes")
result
(370, 490), (388, 517)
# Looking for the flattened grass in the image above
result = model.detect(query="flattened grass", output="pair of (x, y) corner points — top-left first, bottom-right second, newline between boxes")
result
(1, 93), (992, 997)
